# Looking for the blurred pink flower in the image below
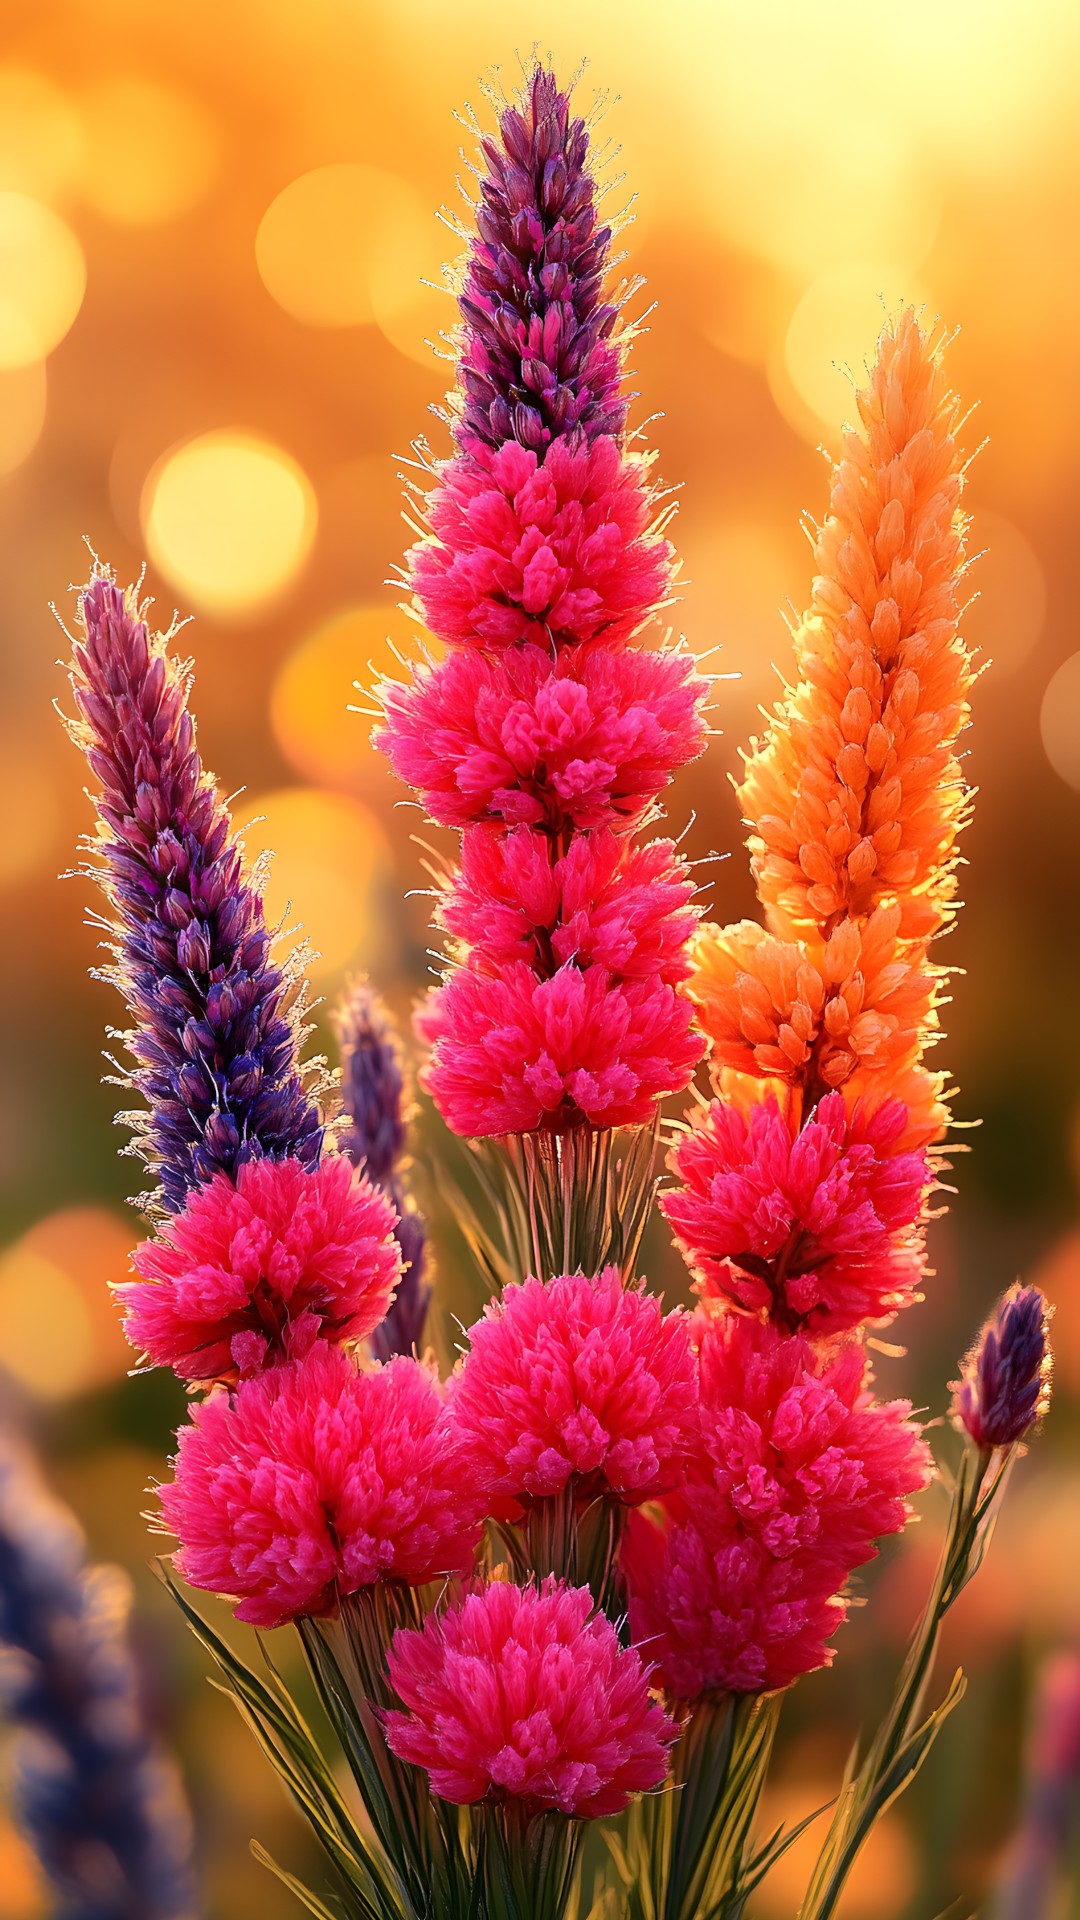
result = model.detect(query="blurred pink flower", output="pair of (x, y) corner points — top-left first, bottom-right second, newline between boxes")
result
(159, 1345), (484, 1627)
(383, 1577), (676, 1815)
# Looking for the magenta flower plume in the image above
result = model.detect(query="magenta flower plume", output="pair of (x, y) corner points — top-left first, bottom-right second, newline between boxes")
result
(123, 1155), (401, 1383)
(383, 1577), (676, 1816)
(448, 1268), (697, 1510)
(952, 1284), (1052, 1451)
(622, 1312), (931, 1698)
(64, 569), (322, 1214)
(334, 981), (431, 1360)
(440, 826), (698, 980)
(159, 1344), (484, 1627)
(376, 64), (707, 1147)
(378, 641), (705, 836)
(419, 961), (703, 1136)
(411, 436), (671, 653)
(662, 1093), (930, 1335)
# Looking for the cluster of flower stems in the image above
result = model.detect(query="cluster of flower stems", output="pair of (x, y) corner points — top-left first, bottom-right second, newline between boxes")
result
(54, 61), (1053, 1920)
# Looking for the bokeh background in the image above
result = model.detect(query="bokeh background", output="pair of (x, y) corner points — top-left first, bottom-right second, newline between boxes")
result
(1, 0), (1079, 1913)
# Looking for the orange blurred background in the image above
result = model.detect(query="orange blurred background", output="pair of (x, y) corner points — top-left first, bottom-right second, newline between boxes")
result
(1, 1), (1079, 1914)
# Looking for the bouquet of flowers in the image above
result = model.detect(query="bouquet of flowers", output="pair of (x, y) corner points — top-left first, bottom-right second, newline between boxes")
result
(58, 61), (1052, 1920)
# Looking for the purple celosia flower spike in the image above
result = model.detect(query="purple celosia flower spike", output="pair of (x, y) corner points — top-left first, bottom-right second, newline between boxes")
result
(952, 1284), (1053, 1451)
(0, 1421), (198, 1919)
(65, 568), (323, 1214)
(334, 979), (430, 1359)
(458, 64), (625, 455)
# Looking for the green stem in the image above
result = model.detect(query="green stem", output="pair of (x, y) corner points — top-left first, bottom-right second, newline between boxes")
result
(799, 1444), (1012, 1920)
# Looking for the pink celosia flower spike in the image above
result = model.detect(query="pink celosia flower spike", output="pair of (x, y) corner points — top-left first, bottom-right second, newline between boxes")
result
(122, 1155), (402, 1383)
(383, 1577), (677, 1816)
(158, 1344), (485, 1627)
(622, 1311), (931, 1698)
(448, 1267), (698, 1510)
(375, 64), (707, 1148)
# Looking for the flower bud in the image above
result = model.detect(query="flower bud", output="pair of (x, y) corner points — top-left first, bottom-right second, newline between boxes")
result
(952, 1284), (1052, 1450)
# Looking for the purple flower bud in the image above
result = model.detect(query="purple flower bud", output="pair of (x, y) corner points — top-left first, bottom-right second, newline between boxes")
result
(334, 980), (430, 1358)
(64, 570), (323, 1214)
(456, 65), (626, 456)
(952, 1284), (1052, 1450)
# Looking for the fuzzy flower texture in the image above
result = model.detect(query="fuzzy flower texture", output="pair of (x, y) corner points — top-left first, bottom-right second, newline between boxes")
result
(624, 314), (977, 1699)
(384, 1578), (676, 1817)
(377, 64), (708, 1140)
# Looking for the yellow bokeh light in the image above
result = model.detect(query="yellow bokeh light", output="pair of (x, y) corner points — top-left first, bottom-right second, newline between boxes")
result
(0, 66), (83, 202)
(141, 430), (317, 617)
(0, 1208), (133, 1401)
(240, 786), (395, 981)
(80, 76), (219, 226)
(0, 360), (47, 476)
(271, 604), (405, 789)
(1040, 651), (1080, 791)
(256, 163), (436, 331)
(776, 266), (930, 437)
(0, 191), (85, 368)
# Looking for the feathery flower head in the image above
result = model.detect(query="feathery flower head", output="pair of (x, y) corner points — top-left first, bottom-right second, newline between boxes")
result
(441, 825), (698, 981)
(64, 569), (322, 1214)
(952, 1284), (1052, 1451)
(453, 65), (624, 457)
(123, 1154), (401, 1382)
(419, 959), (702, 1136)
(383, 1576), (676, 1815)
(376, 640), (706, 834)
(623, 1311), (931, 1698)
(688, 1309), (931, 1566)
(622, 1504), (846, 1699)
(159, 1344), (484, 1627)
(448, 1268), (698, 1508)
(410, 435), (671, 652)
(334, 979), (410, 1184)
(662, 1093), (930, 1334)
(0, 1427), (196, 1919)
(738, 311), (973, 946)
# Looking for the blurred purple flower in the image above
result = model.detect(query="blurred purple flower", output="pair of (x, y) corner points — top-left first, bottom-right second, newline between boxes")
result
(952, 1284), (1052, 1451)
(334, 980), (430, 1359)
(0, 1423), (197, 1920)
(64, 570), (323, 1215)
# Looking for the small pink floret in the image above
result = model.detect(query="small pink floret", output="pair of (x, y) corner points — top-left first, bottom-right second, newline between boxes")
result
(622, 1311), (931, 1698)
(159, 1343), (484, 1626)
(449, 1268), (698, 1508)
(123, 1155), (402, 1382)
(663, 1094), (930, 1334)
(419, 960), (703, 1137)
(375, 641), (707, 833)
(410, 437), (671, 652)
(383, 1577), (677, 1816)
(441, 826), (699, 982)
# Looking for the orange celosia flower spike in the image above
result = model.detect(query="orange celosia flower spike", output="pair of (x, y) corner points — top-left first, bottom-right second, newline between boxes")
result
(690, 313), (973, 1148)
(740, 309), (973, 946)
